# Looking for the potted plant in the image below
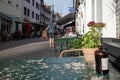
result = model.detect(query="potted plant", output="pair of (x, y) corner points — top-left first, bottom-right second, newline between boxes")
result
(70, 38), (82, 49)
(81, 21), (106, 64)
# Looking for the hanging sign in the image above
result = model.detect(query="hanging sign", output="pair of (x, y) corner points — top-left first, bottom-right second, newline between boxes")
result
(69, 7), (75, 13)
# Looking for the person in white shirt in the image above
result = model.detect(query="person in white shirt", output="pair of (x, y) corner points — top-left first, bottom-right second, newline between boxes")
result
(68, 27), (77, 37)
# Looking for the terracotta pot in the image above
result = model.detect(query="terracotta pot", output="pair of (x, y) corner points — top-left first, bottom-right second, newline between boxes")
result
(82, 48), (98, 64)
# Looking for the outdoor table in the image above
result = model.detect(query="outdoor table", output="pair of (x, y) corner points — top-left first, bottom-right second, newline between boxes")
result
(0, 57), (120, 80)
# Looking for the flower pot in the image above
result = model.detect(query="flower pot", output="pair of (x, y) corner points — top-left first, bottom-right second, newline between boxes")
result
(82, 48), (98, 64)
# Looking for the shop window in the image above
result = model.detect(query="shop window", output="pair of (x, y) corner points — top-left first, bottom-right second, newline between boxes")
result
(1, 19), (10, 32)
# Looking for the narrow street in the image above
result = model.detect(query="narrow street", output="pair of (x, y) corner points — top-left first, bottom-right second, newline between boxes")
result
(0, 38), (55, 60)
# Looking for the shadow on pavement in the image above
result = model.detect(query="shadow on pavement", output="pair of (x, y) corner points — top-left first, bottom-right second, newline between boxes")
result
(0, 38), (43, 51)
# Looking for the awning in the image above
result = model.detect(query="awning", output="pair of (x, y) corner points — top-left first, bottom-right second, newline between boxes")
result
(0, 11), (25, 23)
(0, 12), (11, 20)
(63, 20), (75, 28)
(15, 19), (26, 23)
(30, 21), (40, 25)
(56, 13), (75, 25)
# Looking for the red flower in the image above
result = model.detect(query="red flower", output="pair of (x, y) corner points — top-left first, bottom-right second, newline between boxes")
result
(87, 21), (95, 27)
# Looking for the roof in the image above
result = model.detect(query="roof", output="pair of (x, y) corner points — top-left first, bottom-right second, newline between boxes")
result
(56, 13), (75, 25)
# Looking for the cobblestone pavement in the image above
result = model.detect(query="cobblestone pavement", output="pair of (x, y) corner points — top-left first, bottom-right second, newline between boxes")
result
(0, 38), (55, 60)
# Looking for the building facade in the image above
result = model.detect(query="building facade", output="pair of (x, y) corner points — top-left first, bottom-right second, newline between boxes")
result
(40, 0), (45, 31)
(44, 5), (51, 26)
(21, 0), (41, 37)
(76, 0), (120, 38)
(0, 0), (22, 34)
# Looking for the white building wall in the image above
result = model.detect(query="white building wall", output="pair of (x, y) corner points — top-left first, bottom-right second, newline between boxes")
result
(84, 0), (93, 33)
(76, 3), (84, 34)
(102, 0), (116, 38)
(22, 0), (40, 24)
(76, 6), (81, 34)
(0, 0), (22, 33)
(77, 0), (116, 38)
(76, 0), (93, 35)
(0, 0), (21, 17)
(94, 0), (102, 22)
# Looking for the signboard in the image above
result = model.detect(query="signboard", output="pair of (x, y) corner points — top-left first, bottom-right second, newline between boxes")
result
(69, 7), (75, 13)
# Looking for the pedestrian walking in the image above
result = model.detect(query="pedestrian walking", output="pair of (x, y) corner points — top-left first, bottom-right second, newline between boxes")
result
(44, 21), (56, 48)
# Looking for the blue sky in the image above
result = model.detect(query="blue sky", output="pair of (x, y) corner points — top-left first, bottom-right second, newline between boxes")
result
(44, 0), (73, 16)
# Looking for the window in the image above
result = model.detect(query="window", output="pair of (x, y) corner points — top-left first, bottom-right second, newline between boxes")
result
(1, 19), (10, 32)
(28, 0), (30, 3)
(36, 14), (37, 19)
(38, 15), (39, 20)
(35, 14), (39, 20)
(16, 4), (19, 7)
(24, 7), (27, 16)
(25, 0), (30, 3)
(32, 0), (34, 6)
(24, 7), (30, 17)
(36, 2), (40, 10)
(27, 9), (30, 17)
(32, 11), (34, 18)
(8, 0), (11, 4)
(1, 19), (5, 31)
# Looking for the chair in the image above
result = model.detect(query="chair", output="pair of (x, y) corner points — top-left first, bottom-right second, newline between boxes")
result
(54, 38), (68, 57)
(59, 49), (83, 58)
(54, 37), (81, 57)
